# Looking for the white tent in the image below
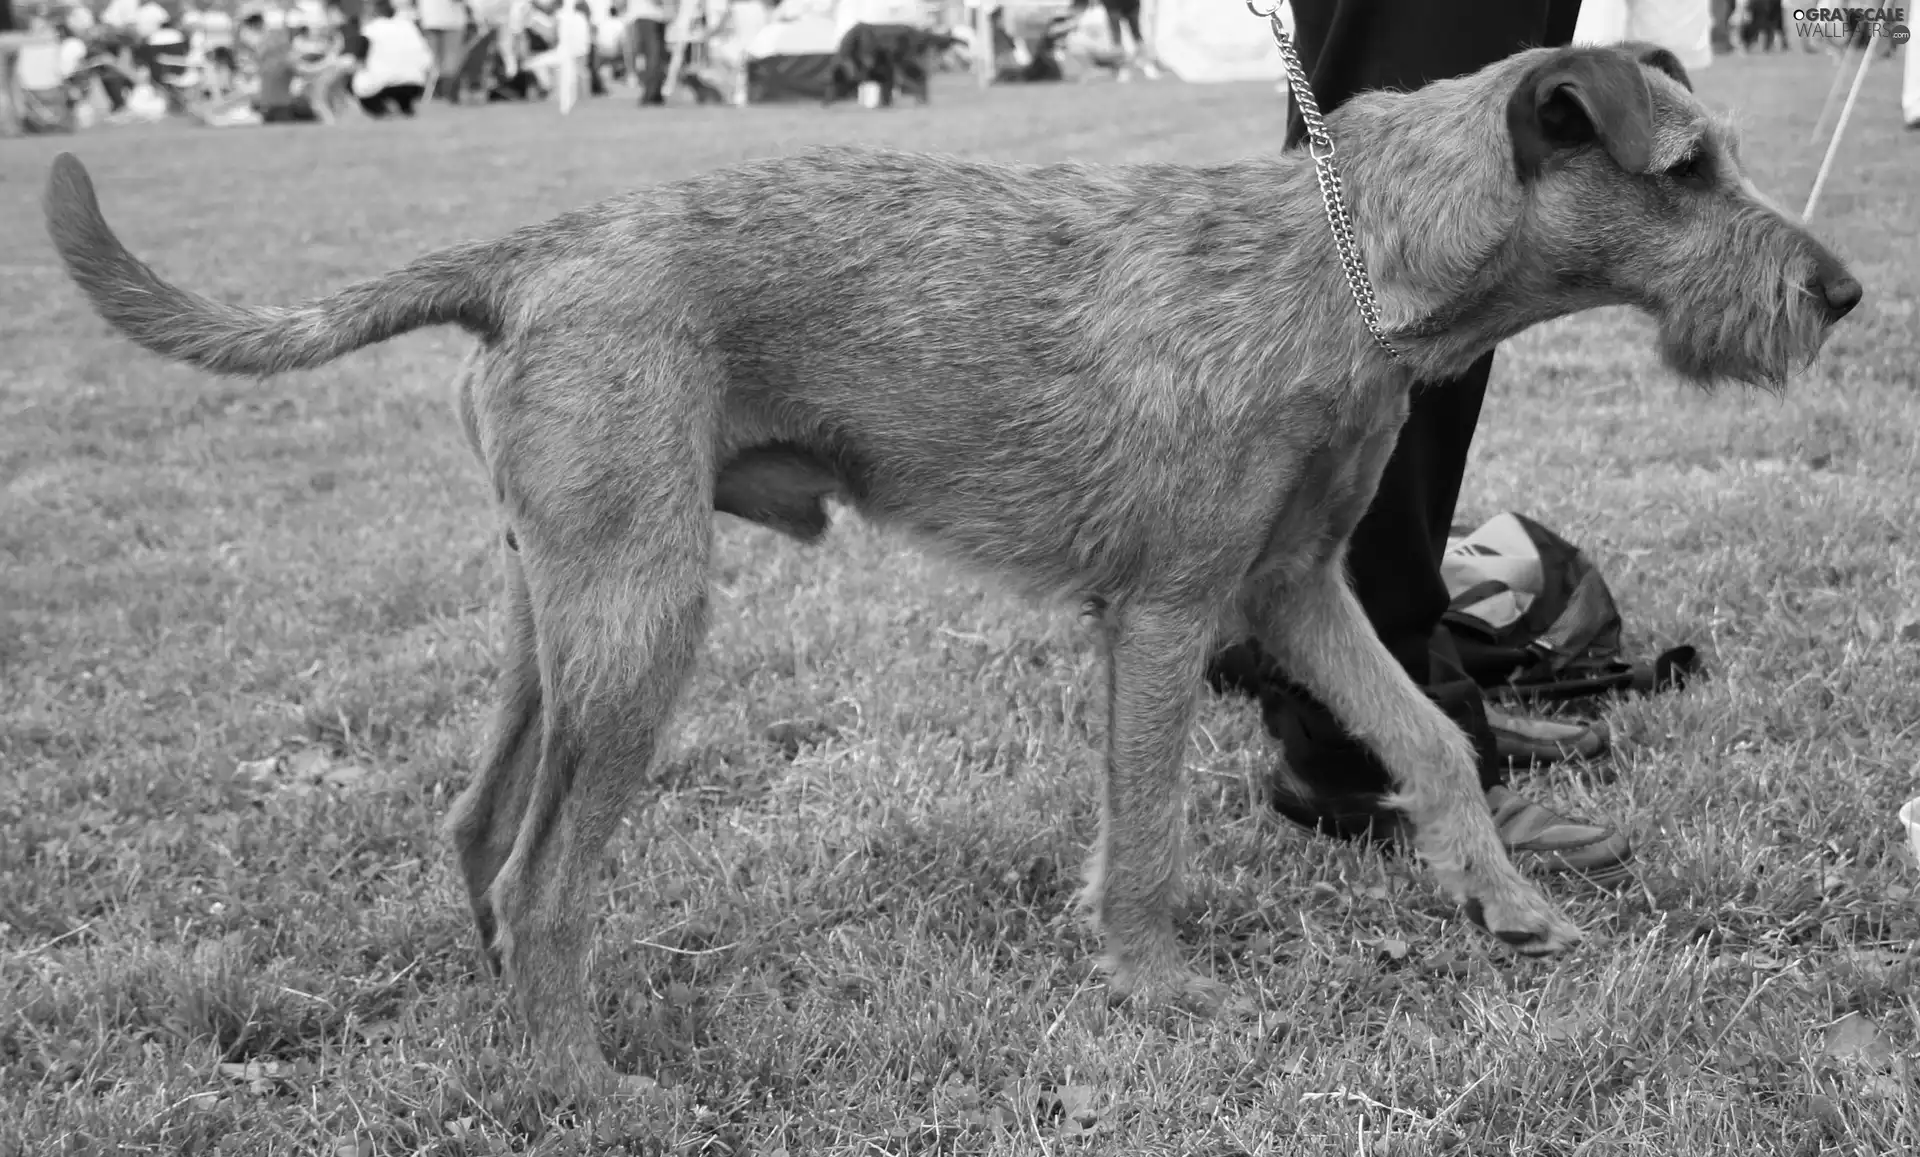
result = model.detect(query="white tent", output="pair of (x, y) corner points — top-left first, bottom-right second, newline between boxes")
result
(1573, 0), (1715, 72)
(1141, 0), (1287, 84)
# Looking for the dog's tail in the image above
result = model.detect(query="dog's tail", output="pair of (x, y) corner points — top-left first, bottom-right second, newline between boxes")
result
(44, 153), (511, 378)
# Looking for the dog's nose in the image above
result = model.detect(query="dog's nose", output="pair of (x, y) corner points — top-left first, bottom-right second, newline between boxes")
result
(1820, 273), (1863, 320)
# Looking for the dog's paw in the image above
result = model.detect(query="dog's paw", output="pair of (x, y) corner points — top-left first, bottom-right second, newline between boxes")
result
(1105, 965), (1231, 1019)
(1461, 887), (1583, 957)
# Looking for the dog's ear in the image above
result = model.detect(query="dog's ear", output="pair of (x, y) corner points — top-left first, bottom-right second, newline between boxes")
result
(1507, 47), (1657, 180)
(1617, 40), (1693, 90)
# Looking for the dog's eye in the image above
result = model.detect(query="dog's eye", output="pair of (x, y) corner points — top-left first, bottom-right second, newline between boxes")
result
(1665, 152), (1711, 189)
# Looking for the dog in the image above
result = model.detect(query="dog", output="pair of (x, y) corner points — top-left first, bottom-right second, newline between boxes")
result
(822, 24), (957, 107)
(43, 40), (1860, 1099)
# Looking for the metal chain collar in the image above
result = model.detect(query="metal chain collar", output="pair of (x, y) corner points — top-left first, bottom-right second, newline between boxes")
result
(1247, 2), (1403, 363)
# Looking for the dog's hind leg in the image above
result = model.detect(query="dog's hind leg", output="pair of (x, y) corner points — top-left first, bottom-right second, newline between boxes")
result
(488, 514), (712, 1099)
(444, 536), (544, 974)
(477, 345), (718, 1098)
(1247, 565), (1582, 955)
(1080, 600), (1230, 1017)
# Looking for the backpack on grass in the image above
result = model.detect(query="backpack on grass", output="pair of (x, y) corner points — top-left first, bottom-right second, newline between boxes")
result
(1442, 512), (1701, 704)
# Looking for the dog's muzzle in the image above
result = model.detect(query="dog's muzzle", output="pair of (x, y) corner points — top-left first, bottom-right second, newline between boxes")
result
(1809, 246), (1863, 323)
(1814, 271), (1863, 323)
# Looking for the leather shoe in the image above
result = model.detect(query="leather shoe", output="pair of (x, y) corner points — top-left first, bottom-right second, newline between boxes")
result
(1269, 765), (1634, 888)
(1486, 784), (1634, 887)
(1486, 704), (1609, 769)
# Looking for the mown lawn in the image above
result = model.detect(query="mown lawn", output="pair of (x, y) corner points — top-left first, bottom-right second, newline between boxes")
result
(3, 51), (1918, 1157)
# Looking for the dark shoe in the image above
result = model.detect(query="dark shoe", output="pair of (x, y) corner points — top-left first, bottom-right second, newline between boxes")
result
(1487, 784), (1634, 887)
(1266, 755), (1406, 845)
(1486, 705), (1609, 769)
(1268, 763), (1634, 887)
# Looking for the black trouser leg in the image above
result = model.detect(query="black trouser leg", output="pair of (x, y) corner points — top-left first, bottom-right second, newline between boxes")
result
(1206, 0), (1583, 839)
(636, 19), (667, 103)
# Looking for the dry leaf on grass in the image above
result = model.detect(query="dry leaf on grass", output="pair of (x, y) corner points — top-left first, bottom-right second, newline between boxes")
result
(1896, 613), (1920, 643)
(1539, 1006), (1604, 1043)
(1366, 937), (1410, 963)
(1037, 1084), (1103, 1137)
(1387, 1014), (1441, 1049)
(1305, 881), (1348, 909)
(233, 756), (280, 777)
(215, 1058), (300, 1096)
(1821, 1011), (1896, 1069)
(231, 749), (389, 796)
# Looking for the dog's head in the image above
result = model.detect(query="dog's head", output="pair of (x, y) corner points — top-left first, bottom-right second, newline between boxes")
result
(1339, 42), (1860, 389)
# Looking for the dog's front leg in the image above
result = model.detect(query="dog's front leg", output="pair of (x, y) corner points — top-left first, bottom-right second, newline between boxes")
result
(1079, 601), (1229, 1016)
(1251, 567), (1583, 956)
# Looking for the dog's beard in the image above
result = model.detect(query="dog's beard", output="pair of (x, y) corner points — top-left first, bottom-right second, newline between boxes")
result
(1653, 270), (1831, 395)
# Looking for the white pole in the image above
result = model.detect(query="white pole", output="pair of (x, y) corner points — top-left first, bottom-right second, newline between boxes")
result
(1808, 43), (1856, 144)
(1802, 36), (1875, 222)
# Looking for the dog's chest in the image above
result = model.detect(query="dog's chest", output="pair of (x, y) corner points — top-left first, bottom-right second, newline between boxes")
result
(1246, 390), (1409, 583)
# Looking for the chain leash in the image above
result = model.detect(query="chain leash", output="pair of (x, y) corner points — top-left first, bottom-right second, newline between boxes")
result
(1246, 2), (1403, 363)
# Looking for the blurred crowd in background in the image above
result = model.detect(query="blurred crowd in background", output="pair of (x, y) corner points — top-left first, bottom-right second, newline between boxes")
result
(0, 0), (1165, 133)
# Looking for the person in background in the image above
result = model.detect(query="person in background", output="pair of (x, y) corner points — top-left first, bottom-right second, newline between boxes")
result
(183, 0), (239, 93)
(252, 23), (319, 118)
(579, 0), (609, 92)
(235, 9), (268, 66)
(138, 7), (195, 106)
(240, 1), (285, 31)
(100, 0), (141, 32)
(56, 16), (89, 81)
(456, 0), (508, 95)
(352, 0), (432, 112)
(133, 0), (171, 39)
(289, 7), (332, 61)
(625, 0), (670, 104)
(327, 0), (366, 55)
(418, 0), (468, 99)
(13, 11), (80, 132)
(194, 8), (346, 124)
(497, 0), (554, 97)
(553, 0), (589, 108)
(291, 0), (360, 110)
(294, 0), (332, 31)
(497, 0), (533, 90)
(118, 61), (171, 117)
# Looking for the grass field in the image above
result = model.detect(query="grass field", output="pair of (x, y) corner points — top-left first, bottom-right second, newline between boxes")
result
(4, 51), (1920, 1157)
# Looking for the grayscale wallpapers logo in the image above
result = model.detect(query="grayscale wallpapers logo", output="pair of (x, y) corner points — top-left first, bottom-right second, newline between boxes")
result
(1791, 7), (1913, 40)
